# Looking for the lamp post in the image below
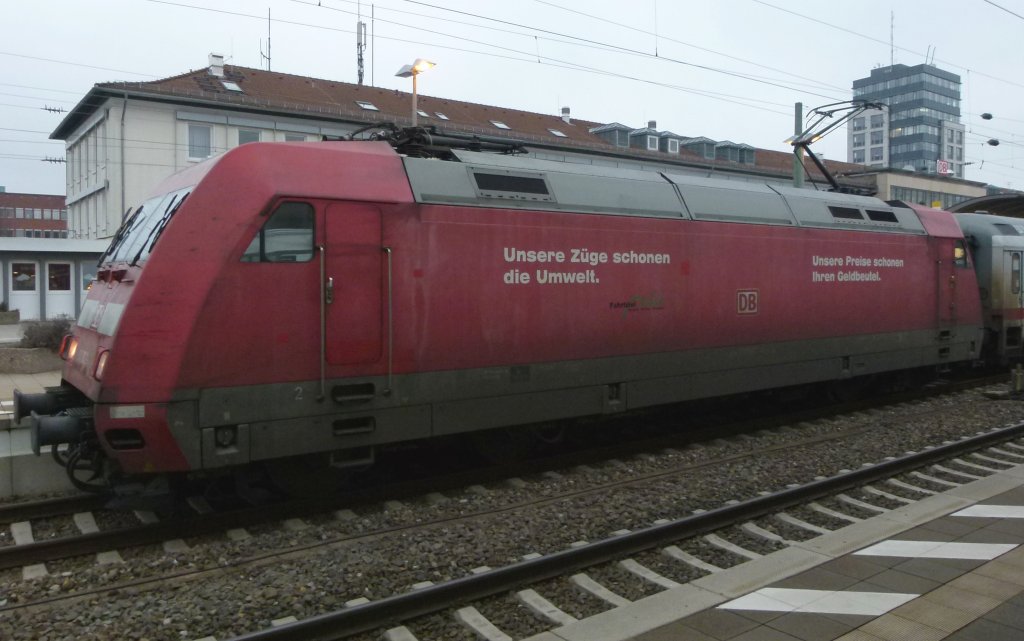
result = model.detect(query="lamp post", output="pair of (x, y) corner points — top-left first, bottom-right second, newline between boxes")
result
(395, 58), (436, 127)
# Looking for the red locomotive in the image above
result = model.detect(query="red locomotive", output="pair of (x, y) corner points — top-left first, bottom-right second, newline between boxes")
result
(18, 136), (1005, 492)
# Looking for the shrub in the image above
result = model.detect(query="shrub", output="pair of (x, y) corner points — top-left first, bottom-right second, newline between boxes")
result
(20, 318), (73, 351)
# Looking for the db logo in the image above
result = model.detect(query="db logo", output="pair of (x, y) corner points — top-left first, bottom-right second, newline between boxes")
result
(737, 289), (759, 315)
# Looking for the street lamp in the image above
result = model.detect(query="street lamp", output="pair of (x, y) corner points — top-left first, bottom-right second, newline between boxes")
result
(395, 58), (436, 127)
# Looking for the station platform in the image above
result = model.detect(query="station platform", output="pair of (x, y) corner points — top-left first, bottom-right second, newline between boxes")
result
(527, 454), (1024, 641)
(0, 368), (70, 498)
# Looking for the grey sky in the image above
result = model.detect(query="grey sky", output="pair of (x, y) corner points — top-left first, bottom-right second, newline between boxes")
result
(3, 0), (1023, 195)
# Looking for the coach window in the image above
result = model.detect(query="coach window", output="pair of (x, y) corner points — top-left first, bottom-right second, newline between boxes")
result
(241, 202), (314, 263)
(1011, 252), (1019, 294)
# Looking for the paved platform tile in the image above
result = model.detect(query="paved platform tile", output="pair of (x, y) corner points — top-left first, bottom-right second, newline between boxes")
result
(765, 611), (862, 641)
(719, 588), (917, 616)
(952, 505), (1024, 519)
(857, 612), (947, 641)
(854, 540), (1017, 560)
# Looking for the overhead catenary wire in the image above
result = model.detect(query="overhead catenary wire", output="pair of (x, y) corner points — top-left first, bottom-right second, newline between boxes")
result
(4, 1), (1024, 190)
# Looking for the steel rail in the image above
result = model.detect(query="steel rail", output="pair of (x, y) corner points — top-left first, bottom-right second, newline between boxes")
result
(225, 420), (1024, 641)
(0, 496), (339, 571)
(0, 375), (1008, 572)
(0, 494), (104, 525)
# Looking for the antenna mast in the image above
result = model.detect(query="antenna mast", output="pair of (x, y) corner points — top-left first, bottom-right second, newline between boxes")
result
(890, 11), (894, 67)
(260, 8), (271, 71)
(356, 2), (367, 85)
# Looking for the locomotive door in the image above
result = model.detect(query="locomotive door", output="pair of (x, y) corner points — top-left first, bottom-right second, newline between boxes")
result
(323, 204), (383, 365)
(936, 241), (957, 329)
(1001, 250), (1024, 354)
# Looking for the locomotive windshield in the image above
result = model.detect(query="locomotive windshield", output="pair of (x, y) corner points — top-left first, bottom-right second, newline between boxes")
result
(101, 186), (192, 265)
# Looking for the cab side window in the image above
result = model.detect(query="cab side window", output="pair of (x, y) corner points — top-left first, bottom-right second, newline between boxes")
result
(953, 239), (969, 268)
(242, 202), (314, 263)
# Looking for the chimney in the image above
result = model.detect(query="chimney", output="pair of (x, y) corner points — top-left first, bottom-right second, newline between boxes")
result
(648, 120), (657, 130)
(561, 106), (571, 124)
(209, 53), (225, 78)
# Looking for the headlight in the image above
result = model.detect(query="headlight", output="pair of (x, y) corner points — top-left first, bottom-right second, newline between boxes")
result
(94, 350), (109, 380)
(58, 334), (72, 360)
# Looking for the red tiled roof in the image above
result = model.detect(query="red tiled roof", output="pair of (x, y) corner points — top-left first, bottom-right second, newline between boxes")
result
(103, 64), (613, 148)
(0, 193), (66, 208)
(59, 64), (864, 185)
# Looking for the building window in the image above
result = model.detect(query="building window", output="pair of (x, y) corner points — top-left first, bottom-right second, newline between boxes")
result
(852, 134), (864, 146)
(668, 139), (679, 153)
(12, 263), (36, 291)
(870, 131), (884, 145)
(355, 100), (379, 111)
(188, 124), (212, 159)
(284, 133), (306, 142)
(870, 147), (884, 161)
(947, 130), (955, 143)
(238, 129), (260, 145)
(852, 117), (865, 131)
(435, 112), (449, 120)
(48, 264), (71, 291)
(852, 149), (865, 163)
(416, 109), (430, 119)
(647, 135), (658, 151)
(490, 120), (511, 129)
(948, 145), (954, 158)
(547, 129), (567, 137)
(956, 130), (963, 144)
(870, 114), (884, 128)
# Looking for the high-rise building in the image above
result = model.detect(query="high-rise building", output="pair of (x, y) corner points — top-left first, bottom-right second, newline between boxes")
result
(848, 64), (965, 178)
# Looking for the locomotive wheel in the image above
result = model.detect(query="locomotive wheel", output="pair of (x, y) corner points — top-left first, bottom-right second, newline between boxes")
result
(825, 375), (876, 402)
(531, 424), (565, 445)
(259, 454), (359, 500)
(471, 426), (536, 465)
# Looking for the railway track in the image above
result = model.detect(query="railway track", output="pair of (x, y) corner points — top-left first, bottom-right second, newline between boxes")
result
(1, 379), (1022, 641)
(0, 374), (1009, 574)
(223, 422), (1024, 641)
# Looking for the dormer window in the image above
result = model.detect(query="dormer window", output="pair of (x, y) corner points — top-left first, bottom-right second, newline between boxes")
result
(668, 139), (679, 153)
(355, 100), (379, 111)
(548, 129), (567, 137)
(646, 135), (658, 151)
(491, 120), (511, 130)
